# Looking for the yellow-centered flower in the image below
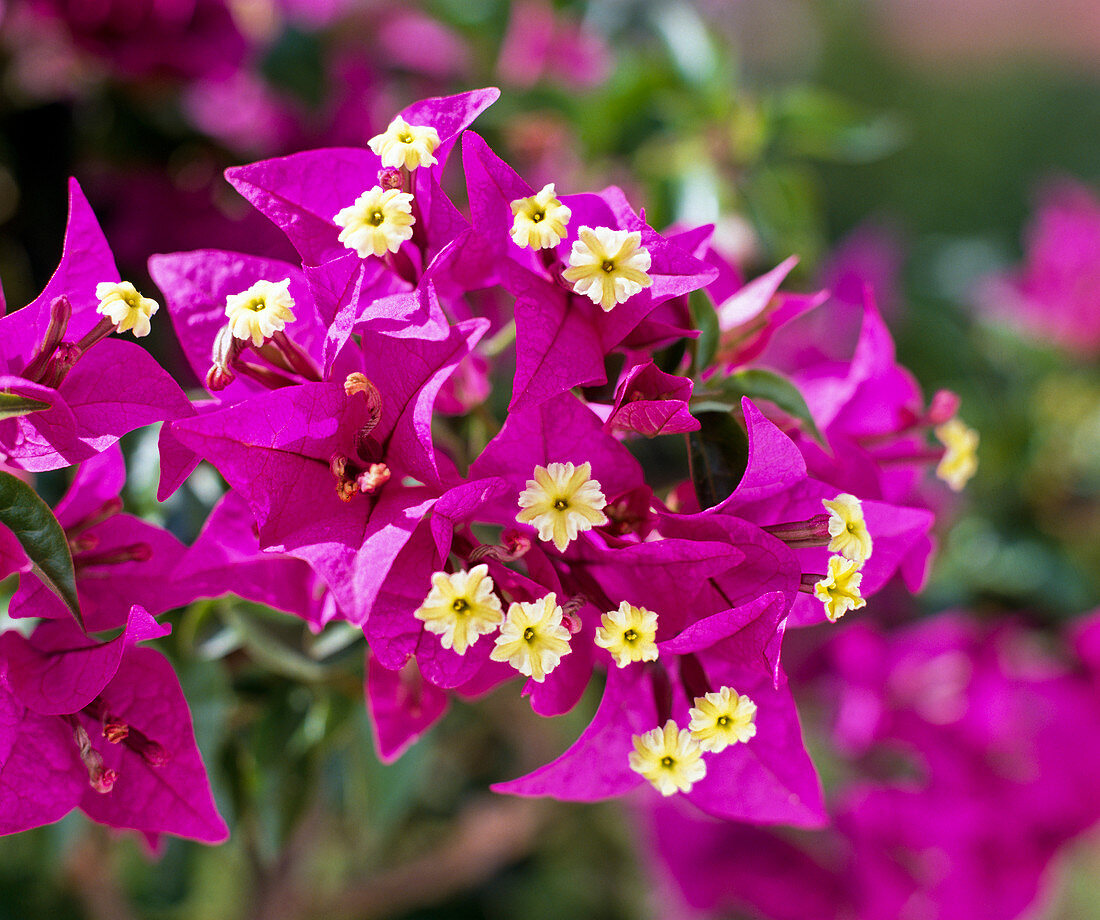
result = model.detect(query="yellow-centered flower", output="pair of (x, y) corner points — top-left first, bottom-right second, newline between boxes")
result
(594, 601), (659, 668)
(562, 226), (652, 311)
(822, 493), (873, 564)
(629, 721), (707, 796)
(516, 461), (609, 552)
(935, 418), (979, 492)
(814, 555), (867, 623)
(414, 564), (504, 655)
(510, 183), (571, 250)
(368, 115), (440, 171)
(334, 186), (415, 258)
(95, 281), (159, 338)
(490, 593), (572, 682)
(688, 687), (757, 753)
(225, 278), (296, 347)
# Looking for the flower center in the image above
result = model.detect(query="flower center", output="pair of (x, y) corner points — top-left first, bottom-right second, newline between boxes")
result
(623, 628), (638, 643)
(601, 259), (616, 273)
(523, 626), (537, 642)
(660, 755), (675, 768)
(717, 715), (731, 727)
(553, 498), (569, 511)
(368, 208), (385, 227)
(531, 210), (544, 222)
(397, 131), (414, 143)
(452, 598), (470, 613)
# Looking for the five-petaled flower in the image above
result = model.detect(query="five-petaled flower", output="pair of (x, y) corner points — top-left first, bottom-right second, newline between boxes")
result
(368, 115), (441, 171)
(516, 461), (609, 551)
(95, 281), (159, 338)
(688, 687), (758, 753)
(491, 593), (572, 681)
(334, 187), (416, 258)
(510, 183), (571, 250)
(414, 565), (504, 655)
(629, 720), (707, 796)
(594, 601), (659, 668)
(225, 278), (296, 346)
(814, 556), (867, 622)
(563, 226), (652, 311)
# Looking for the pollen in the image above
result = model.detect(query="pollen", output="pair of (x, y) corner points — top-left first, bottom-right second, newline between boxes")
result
(510, 183), (572, 250)
(562, 226), (652, 311)
(628, 720), (707, 796)
(368, 115), (441, 171)
(334, 186), (415, 258)
(490, 592), (572, 682)
(814, 555), (867, 623)
(225, 278), (296, 347)
(594, 601), (659, 668)
(822, 493), (873, 564)
(414, 564), (504, 655)
(95, 281), (159, 338)
(688, 687), (758, 753)
(935, 418), (979, 491)
(516, 461), (609, 552)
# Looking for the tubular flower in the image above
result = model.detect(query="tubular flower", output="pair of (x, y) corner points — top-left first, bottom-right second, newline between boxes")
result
(594, 601), (659, 668)
(490, 593), (572, 682)
(822, 493), (873, 564)
(814, 555), (867, 623)
(629, 721), (707, 796)
(95, 281), (159, 338)
(413, 564), (504, 655)
(225, 278), (296, 347)
(368, 115), (441, 171)
(334, 187), (415, 258)
(516, 461), (609, 552)
(510, 183), (572, 250)
(688, 687), (758, 753)
(935, 418), (979, 491)
(562, 226), (652, 311)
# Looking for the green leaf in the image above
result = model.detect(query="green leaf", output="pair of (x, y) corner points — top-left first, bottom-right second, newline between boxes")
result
(687, 409), (749, 509)
(689, 289), (720, 375)
(0, 391), (51, 421)
(0, 471), (83, 630)
(715, 368), (826, 446)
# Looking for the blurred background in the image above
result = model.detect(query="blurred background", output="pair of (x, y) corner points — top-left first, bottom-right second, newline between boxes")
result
(2, 0), (1100, 917)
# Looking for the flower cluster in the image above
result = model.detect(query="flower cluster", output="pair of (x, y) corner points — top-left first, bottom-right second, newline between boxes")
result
(0, 88), (975, 843)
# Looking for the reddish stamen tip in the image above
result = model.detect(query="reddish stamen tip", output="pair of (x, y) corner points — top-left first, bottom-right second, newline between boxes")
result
(103, 720), (129, 744)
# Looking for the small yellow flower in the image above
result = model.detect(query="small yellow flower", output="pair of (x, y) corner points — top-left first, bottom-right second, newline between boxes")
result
(688, 687), (757, 753)
(510, 183), (571, 250)
(935, 418), (979, 491)
(334, 187), (415, 258)
(490, 593), (572, 682)
(95, 281), (159, 338)
(225, 278), (296, 347)
(822, 493), (873, 564)
(562, 226), (652, 311)
(814, 555), (867, 623)
(628, 720), (707, 796)
(516, 461), (609, 552)
(594, 601), (659, 668)
(414, 564), (504, 655)
(368, 115), (440, 171)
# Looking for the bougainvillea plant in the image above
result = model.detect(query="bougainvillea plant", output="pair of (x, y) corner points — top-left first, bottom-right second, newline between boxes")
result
(0, 88), (978, 846)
